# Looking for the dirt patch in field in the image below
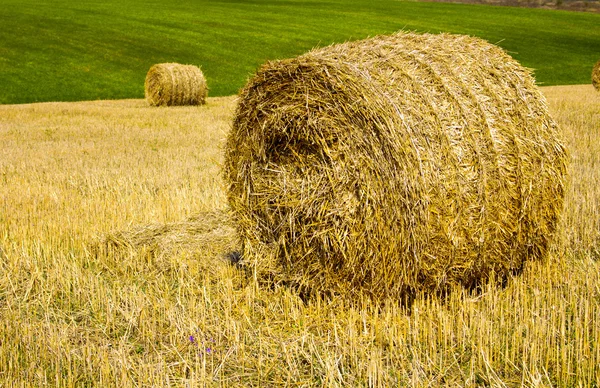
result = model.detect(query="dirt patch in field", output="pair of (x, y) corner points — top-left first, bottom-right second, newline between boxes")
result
(422, 0), (600, 13)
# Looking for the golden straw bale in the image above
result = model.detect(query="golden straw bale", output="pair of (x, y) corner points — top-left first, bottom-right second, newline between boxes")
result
(593, 59), (600, 91)
(145, 63), (208, 106)
(224, 32), (568, 300)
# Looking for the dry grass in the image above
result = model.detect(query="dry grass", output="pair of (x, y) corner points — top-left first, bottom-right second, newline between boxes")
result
(145, 63), (208, 106)
(0, 86), (599, 386)
(225, 32), (567, 300)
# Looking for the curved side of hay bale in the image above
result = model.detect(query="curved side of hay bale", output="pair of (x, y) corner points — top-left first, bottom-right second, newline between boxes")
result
(593, 59), (600, 91)
(145, 63), (208, 106)
(224, 32), (568, 299)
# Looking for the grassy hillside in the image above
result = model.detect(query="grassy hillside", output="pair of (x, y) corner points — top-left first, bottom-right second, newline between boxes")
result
(0, 0), (599, 104)
(0, 86), (599, 386)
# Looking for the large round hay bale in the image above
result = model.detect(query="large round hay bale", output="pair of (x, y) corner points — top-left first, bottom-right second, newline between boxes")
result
(224, 32), (568, 300)
(593, 59), (600, 91)
(145, 63), (208, 106)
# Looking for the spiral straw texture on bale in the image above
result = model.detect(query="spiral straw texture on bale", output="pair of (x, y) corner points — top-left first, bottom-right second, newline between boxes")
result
(593, 59), (600, 91)
(145, 63), (208, 106)
(224, 32), (568, 300)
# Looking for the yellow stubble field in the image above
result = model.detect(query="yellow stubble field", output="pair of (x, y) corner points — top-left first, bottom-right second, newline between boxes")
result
(0, 86), (598, 386)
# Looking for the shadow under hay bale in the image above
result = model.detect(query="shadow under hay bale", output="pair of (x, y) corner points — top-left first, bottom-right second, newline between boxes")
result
(593, 59), (600, 91)
(224, 31), (568, 301)
(145, 63), (208, 106)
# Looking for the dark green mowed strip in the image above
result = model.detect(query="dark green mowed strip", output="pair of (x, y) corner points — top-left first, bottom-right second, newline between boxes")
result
(0, 0), (598, 104)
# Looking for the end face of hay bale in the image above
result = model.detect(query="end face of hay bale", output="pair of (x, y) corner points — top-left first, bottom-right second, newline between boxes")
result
(145, 63), (208, 106)
(593, 59), (600, 91)
(224, 32), (568, 300)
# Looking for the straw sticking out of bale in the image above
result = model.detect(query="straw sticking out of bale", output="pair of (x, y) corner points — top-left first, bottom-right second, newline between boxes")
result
(593, 59), (600, 91)
(224, 31), (568, 300)
(145, 63), (208, 106)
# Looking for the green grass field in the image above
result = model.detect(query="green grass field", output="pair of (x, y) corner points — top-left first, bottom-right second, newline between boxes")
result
(1, 0), (599, 104)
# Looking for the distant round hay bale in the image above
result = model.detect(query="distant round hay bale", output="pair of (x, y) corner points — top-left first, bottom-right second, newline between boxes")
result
(593, 59), (600, 91)
(224, 32), (568, 300)
(145, 63), (208, 106)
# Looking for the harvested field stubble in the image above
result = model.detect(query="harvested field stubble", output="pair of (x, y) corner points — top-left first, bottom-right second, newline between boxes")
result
(225, 32), (568, 300)
(145, 63), (208, 106)
(0, 87), (597, 387)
